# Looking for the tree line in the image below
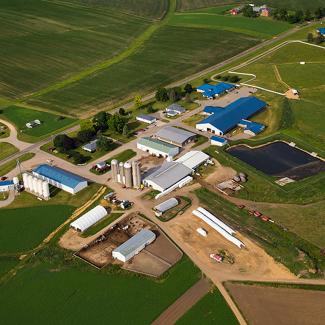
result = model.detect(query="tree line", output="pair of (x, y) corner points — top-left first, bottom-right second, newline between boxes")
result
(272, 7), (325, 24)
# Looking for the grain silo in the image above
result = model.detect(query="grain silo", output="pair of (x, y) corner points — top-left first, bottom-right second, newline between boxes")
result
(111, 159), (119, 183)
(27, 174), (34, 192)
(37, 178), (43, 196)
(132, 161), (141, 189)
(124, 162), (133, 188)
(119, 162), (125, 185)
(22, 173), (29, 190)
(32, 176), (38, 193)
(42, 181), (50, 199)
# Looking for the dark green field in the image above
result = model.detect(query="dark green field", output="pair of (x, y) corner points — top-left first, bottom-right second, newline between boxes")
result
(0, 0), (149, 98)
(28, 25), (259, 115)
(0, 257), (200, 325)
(176, 289), (238, 324)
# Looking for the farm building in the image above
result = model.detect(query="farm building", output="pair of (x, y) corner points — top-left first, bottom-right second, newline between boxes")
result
(166, 104), (186, 116)
(70, 205), (108, 232)
(211, 136), (228, 147)
(136, 115), (157, 124)
(112, 229), (156, 262)
(317, 28), (325, 36)
(196, 82), (236, 99)
(143, 161), (193, 192)
(0, 180), (15, 192)
(155, 126), (196, 147)
(238, 119), (265, 136)
(137, 137), (179, 159)
(33, 164), (88, 194)
(82, 139), (97, 153)
(196, 97), (267, 135)
(203, 106), (223, 115)
(154, 198), (179, 217)
(176, 151), (210, 170)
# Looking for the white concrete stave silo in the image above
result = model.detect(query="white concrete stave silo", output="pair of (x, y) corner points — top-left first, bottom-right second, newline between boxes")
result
(37, 178), (43, 196)
(111, 159), (119, 183)
(27, 174), (34, 192)
(32, 176), (38, 193)
(119, 162), (125, 185)
(22, 173), (29, 190)
(124, 162), (133, 188)
(42, 181), (50, 199)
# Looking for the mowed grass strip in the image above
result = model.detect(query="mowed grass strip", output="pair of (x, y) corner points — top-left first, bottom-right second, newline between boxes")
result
(28, 25), (259, 115)
(0, 143), (18, 160)
(0, 0), (149, 98)
(0, 205), (74, 254)
(169, 13), (292, 37)
(0, 105), (76, 141)
(176, 289), (238, 325)
(0, 153), (35, 177)
(0, 257), (200, 324)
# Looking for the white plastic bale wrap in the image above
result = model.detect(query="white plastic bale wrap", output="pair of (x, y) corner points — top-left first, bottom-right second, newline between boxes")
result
(192, 210), (244, 248)
(197, 207), (236, 235)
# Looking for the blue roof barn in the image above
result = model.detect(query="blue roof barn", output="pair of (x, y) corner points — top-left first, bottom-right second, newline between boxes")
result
(196, 82), (236, 99)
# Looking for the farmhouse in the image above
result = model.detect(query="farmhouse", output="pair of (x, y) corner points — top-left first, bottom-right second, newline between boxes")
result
(70, 205), (107, 232)
(196, 82), (236, 99)
(112, 229), (156, 262)
(166, 103), (186, 116)
(154, 198), (179, 217)
(137, 137), (179, 159)
(33, 164), (88, 194)
(136, 115), (157, 124)
(211, 135), (228, 147)
(176, 150), (210, 170)
(155, 126), (196, 147)
(143, 161), (193, 192)
(196, 97), (267, 135)
(82, 139), (97, 153)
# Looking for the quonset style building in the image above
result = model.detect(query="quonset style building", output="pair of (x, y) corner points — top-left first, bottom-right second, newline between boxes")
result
(33, 164), (88, 194)
(112, 229), (156, 262)
(196, 97), (266, 136)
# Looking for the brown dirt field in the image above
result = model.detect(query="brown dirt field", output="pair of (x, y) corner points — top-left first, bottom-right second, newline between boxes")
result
(163, 205), (295, 282)
(59, 229), (93, 251)
(204, 164), (237, 186)
(226, 283), (325, 325)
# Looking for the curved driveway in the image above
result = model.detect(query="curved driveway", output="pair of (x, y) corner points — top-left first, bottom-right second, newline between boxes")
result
(0, 119), (30, 151)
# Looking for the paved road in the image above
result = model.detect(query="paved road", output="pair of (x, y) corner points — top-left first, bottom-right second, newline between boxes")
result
(152, 277), (211, 325)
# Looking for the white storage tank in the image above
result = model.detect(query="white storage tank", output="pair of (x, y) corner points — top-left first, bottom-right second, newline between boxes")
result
(13, 177), (19, 185)
(37, 178), (43, 196)
(42, 181), (50, 199)
(27, 174), (34, 192)
(32, 177), (38, 193)
(119, 162), (125, 185)
(111, 159), (119, 182)
(22, 173), (29, 190)
(124, 162), (133, 188)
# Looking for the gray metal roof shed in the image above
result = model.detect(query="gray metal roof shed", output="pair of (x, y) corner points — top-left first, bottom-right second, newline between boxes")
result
(154, 198), (179, 214)
(155, 126), (196, 147)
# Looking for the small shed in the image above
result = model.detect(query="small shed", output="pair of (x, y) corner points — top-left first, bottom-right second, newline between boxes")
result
(154, 198), (179, 216)
(211, 136), (228, 147)
(136, 115), (157, 124)
(82, 139), (97, 153)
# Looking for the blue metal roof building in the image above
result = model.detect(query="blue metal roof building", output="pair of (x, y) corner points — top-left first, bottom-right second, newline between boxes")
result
(203, 106), (223, 115)
(238, 119), (265, 135)
(33, 164), (88, 194)
(317, 28), (325, 35)
(210, 136), (228, 146)
(196, 82), (236, 98)
(196, 97), (267, 135)
(0, 180), (15, 192)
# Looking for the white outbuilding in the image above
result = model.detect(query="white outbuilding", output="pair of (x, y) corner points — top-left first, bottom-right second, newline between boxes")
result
(176, 151), (210, 170)
(112, 229), (156, 262)
(70, 205), (108, 232)
(154, 197), (179, 216)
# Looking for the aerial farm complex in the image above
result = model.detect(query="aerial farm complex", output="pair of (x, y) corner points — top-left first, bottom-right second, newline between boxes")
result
(0, 1), (325, 324)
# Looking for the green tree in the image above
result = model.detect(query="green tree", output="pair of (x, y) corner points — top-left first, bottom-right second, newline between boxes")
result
(97, 136), (113, 151)
(118, 107), (126, 116)
(76, 129), (95, 143)
(79, 119), (93, 131)
(134, 95), (143, 108)
(146, 105), (155, 113)
(70, 151), (88, 165)
(242, 5), (257, 18)
(228, 75), (240, 83)
(155, 88), (169, 102)
(53, 134), (75, 150)
(108, 114), (126, 134)
(314, 7), (324, 19)
(93, 111), (108, 131)
(168, 88), (177, 102)
(185, 92), (192, 103)
(304, 9), (312, 21)
(122, 124), (129, 137)
(307, 32), (314, 43)
(184, 83), (193, 94)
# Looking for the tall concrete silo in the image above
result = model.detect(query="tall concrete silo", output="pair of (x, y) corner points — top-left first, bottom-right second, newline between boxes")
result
(124, 162), (133, 188)
(32, 177), (38, 193)
(37, 178), (43, 196)
(27, 175), (34, 192)
(22, 173), (29, 190)
(111, 159), (119, 183)
(42, 181), (50, 200)
(119, 162), (125, 185)
(132, 161), (141, 189)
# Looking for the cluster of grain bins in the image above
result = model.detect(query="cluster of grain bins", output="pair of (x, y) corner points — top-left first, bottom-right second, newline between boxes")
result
(111, 160), (141, 189)
(22, 173), (50, 200)
(192, 207), (244, 248)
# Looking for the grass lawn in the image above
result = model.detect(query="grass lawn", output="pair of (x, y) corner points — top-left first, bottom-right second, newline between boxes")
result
(0, 105), (76, 142)
(169, 12), (292, 38)
(0, 0), (149, 99)
(0, 205), (74, 254)
(0, 142), (18, 160)
(0, 257), (19, 278)
(183, 113), (204, 127)
(192, 134), (209, 148)
(106, 149), (137, 165)
(176, 288), (238, 325)
(0, 153), (35, 176)
(0, 257), (201, 325)
(82, 212), (124, 237)
(28, 25), (259, 115)
(0, 122), (9, 138)
(195, 187), (325, 277)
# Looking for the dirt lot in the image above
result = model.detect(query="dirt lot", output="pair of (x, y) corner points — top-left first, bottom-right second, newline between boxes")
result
(226, 283), (325, 325)
(162, 202), (295, 282)
(204, 163), (237, 186)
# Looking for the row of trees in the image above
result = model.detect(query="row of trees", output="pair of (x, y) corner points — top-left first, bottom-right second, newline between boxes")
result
(272, 7), (325, 24)
(155, 84), (194, 103)
(215, 74), (240, 83)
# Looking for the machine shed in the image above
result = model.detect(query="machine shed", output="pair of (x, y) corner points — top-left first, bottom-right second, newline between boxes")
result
(112, 229), (156, 262)
(154, 198), (179, 216)
(155, 126), (196, 147)
(176, 151), (210, 169)
(70, 205), (108, 232)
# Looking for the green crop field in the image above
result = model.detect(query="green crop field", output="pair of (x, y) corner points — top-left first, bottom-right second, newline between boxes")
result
(0, 105), (76, 142)
(169, 13), (292, 38)
(0, 143), (18, 160)
(176, 0), (240, 11)
(28, 25), (259, 115)
(176, 289), (238, 324)
(0, 205), (74, 254)
(0, 0), (149, 99)
(0, 257), (200, 324)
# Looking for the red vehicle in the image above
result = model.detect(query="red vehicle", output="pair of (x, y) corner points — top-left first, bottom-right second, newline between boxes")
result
(261, 216), (270, 222)
(253, 211), (262, 217)
(210, 253), (223, 263)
